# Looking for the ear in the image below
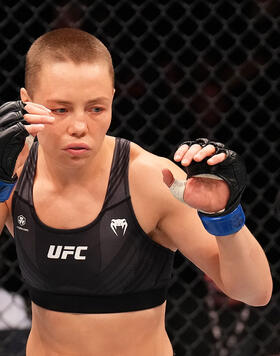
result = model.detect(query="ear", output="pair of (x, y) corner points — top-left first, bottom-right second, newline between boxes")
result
(20, 88), (31, 103)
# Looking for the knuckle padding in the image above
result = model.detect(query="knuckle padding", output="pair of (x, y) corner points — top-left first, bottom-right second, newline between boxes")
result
(0, 100), (25, 116)
(181, 138), (227, 154)
(0, 101), (27, 129)
(0, 112), (29, 181)
(179, 138), (247, 216)
(0, 111), (24, 129)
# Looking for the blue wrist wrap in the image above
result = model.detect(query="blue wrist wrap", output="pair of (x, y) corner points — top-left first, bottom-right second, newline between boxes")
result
(198, 204), (245, 236)
(0, 180), (16, 202)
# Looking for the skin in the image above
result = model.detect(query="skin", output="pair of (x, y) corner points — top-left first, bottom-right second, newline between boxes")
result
(0, 59), (273, 356)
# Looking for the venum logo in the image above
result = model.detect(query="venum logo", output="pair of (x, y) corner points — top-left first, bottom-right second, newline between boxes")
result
(110, 218), (128, 237)
(16, 215), (29, 232)
(17, 215), (26, 226)
(47, 245), (88, 260)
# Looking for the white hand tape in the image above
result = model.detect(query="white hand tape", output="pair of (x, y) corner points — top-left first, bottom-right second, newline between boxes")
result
(26, 134), (34, 148)
(169, 179), (186, 203)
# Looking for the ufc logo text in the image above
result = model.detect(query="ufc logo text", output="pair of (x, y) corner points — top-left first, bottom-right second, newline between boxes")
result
(47, 245), (88, 260)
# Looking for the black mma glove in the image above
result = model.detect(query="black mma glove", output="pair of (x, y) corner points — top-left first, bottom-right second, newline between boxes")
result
(0, 100), (29, 202)
(180, 138), (247, 236)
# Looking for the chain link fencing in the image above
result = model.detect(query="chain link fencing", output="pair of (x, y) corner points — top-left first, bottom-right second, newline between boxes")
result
(0, 1), (279, 355)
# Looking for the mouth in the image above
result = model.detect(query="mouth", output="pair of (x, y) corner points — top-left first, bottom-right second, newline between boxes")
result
(65, 143), (90, 149)
(64, 143), (90, 156)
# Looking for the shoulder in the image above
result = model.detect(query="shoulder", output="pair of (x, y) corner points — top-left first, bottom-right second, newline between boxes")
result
(130, 141), (165, 177)
(128, 141), (188, 215)
(129, 141), (186, 181)
(127, 140), (196, 250)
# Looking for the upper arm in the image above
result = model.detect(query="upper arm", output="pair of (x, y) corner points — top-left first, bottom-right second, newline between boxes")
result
(130, 144), (223, 287)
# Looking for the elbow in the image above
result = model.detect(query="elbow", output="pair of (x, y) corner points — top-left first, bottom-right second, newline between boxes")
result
(247, 296), (271, 307)
(252, 290), (272, 307)
(225, 280), (273, 307)
(244, 281), (273, 307)
(228, 293), (271, 307)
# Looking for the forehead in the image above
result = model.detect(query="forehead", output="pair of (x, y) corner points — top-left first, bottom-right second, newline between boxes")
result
(33, 60), (113, 100)
(40, 59), (112, 83)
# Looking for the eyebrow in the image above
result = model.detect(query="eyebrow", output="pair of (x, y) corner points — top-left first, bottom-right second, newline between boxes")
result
(45, 97), (110, 105)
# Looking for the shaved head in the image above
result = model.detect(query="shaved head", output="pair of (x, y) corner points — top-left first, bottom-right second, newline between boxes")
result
(25, 28), (114, 97)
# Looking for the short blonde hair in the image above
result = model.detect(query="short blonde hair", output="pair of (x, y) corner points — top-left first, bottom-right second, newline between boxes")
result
(25, 28), (114, 96)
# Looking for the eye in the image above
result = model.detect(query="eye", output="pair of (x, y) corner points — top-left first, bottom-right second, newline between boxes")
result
(51, 108), (67, 114)
(90, 107), (104, 113)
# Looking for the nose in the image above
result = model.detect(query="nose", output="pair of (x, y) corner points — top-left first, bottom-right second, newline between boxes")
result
(67, 112), (88, 138)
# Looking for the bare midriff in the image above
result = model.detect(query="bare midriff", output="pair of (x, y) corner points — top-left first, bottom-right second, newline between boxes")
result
(26, 302), (174, 356)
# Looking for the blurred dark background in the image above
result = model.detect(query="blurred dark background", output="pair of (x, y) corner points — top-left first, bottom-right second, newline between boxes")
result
(0, 1), (279, 355)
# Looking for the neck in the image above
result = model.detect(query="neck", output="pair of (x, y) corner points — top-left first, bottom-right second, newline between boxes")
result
(37, 136), (113, 188)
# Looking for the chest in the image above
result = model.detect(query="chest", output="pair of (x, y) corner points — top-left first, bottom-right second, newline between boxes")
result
(33, 182), (103, 229)
(32, 175), (157, 236)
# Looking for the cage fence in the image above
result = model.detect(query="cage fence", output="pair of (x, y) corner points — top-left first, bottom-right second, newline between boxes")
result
(0, 1), (280, 355)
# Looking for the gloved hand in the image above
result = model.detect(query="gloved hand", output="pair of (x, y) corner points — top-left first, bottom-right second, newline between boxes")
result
(183, 138), (246, 216)
(0, 101), (29, 201)
(163, 138), (247, 236)
(0, 99), (55, 202)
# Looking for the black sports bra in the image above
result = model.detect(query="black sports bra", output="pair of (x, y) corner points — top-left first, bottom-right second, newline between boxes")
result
(12, 137), (175, 313)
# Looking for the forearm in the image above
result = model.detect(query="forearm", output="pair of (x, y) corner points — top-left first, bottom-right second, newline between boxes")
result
(0, 202), (8, 234)
(216, 225), (272, 306)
